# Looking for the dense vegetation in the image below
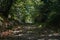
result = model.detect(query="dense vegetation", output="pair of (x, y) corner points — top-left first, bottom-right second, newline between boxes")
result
(0, 0), (60, 37)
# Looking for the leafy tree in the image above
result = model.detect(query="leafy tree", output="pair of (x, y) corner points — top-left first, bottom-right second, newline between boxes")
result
(0, 0), (60, 32)
(9, 0), (44, 24)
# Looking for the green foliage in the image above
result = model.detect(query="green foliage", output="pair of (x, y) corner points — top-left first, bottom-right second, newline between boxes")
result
(0, 0), (60, 31)
(9, 0), (44, 23)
